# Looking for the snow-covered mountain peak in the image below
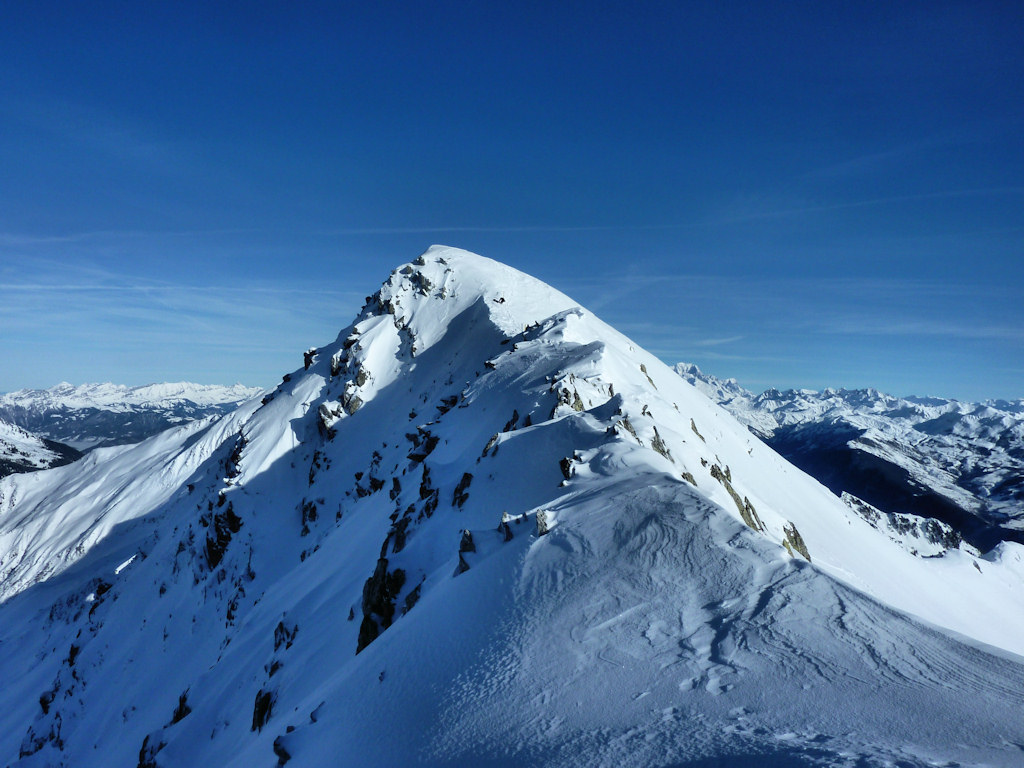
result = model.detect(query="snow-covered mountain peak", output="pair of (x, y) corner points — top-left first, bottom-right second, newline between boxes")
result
(3, 252), (1024, 766)
(366, 245), (578, 343)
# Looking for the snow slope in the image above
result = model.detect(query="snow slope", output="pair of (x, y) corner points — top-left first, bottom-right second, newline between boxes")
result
(675, 362), (1024, 547)
(2, 247), (1022, 767)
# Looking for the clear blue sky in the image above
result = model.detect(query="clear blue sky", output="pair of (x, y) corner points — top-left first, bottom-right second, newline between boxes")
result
(1, 2), (1022, 400)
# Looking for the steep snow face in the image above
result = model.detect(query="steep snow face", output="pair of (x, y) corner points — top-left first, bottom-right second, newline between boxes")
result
(676, 362), (1024, 546)
(0, 381), (263, 451)
(2, 247), (1023, 767)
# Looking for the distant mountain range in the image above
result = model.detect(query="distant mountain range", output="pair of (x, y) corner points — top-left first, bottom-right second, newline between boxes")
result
(675, 362), (1024, 549)
(0, 382), (262, 478)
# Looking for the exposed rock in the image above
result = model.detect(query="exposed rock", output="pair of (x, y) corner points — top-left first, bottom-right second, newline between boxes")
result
(742, 496), (766, 534)
(252, 689), (275, 732)
(273, 735), (292, 765)
(640, 363), (656, 388)
(274, 621), (298, 652)
(536, 510), (550, 536)
(453, 472), (473, 507)
(783, 522), (811, 562)
(503, 409), (520, 432)
(843, 493), (962, 554)
(551, 386), (585, 417)
(205, 504), (243, 569)
(343, 393), (363, 415)
(651, 427), (672, 462)
(317, 402), (342, 439)
(690, 418), (705, 441)
(225, 432), (247, 479)
(618, 417), (640, 443)
(300, 500), (317, 536)
(402, 583), (421, 614)
(330, 350), (346, 377)
(170, 689), (191, 724)
(357, 558), (406, 653)
(559, 457), (574, 481)
(408, 431), (440, 463)
(437, 395), (459, 415)
(39, 688), (55, 715)
(710, 464), (765, 533)
(137, 733), (166, 768)
(922, 518), (962, 550)
(459, 529), (475, 553)
(391, 515), (411, 553)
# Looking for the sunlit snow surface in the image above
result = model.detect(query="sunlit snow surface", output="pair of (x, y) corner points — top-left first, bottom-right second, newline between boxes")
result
(1, 247), (1022, 767)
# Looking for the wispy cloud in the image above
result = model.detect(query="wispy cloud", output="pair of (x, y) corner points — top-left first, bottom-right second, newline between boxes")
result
(818, 317), (1024, 343)
(0, 228), (263, 247)
(707, 187), (1024, 225)
(313, 225), (628, 235)
(694, 335), (744, 347)
(1, 96), (190, 177)
(0, 256), (364, 387)
(801, 121), (1024, 182)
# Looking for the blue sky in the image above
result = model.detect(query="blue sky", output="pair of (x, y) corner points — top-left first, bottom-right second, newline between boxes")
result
(1, 2), (1022, 400)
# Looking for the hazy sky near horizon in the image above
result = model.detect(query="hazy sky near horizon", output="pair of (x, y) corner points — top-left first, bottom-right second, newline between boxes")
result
(1, 2), (1022, 400)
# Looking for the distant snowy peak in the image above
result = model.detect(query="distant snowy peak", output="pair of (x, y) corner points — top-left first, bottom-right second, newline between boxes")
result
(672, 362), (752, 403)
(672, 363), (774, 437)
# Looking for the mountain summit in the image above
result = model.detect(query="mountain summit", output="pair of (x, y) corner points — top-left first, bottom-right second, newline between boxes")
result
(2, 247), (1023, 767)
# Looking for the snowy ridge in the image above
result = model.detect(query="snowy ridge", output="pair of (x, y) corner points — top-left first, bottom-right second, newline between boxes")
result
(676, 362), (1024, 543)
(1, 248), (1022, 767)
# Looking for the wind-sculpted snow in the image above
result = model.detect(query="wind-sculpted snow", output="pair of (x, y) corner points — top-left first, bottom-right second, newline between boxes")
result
(1, 247), (1022, 767)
